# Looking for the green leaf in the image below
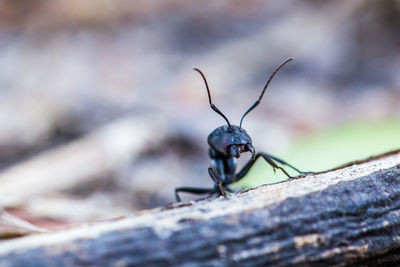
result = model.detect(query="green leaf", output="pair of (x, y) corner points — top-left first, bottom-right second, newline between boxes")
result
(231, 119), (400, 189)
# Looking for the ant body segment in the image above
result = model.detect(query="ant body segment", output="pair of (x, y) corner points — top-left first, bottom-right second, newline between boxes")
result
(175, 58), (304, 202)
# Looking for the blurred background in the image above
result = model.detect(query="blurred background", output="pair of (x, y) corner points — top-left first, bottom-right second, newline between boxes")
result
(0, 0), (399, 234)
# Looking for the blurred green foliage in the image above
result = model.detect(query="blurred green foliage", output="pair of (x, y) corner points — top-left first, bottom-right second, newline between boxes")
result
(232, 119), (400, 189)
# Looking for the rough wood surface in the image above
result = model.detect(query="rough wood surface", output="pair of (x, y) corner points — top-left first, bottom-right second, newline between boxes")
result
(0, 151), (400, 266)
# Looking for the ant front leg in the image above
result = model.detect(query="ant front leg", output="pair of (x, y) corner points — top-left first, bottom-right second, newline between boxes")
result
(175, 187), (216, 202)
(260, 153), (292, 178)
(261, 153), (303, 174)
(234, 152), (298, 182)
(208, 168), (227, 197)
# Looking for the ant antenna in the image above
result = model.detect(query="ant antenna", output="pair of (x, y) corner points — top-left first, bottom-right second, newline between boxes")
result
(239, 58), (294, 128)
(193, 68), (232, 128)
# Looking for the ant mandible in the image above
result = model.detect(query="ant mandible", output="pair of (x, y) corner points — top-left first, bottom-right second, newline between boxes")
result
(175, 58), (304, 202)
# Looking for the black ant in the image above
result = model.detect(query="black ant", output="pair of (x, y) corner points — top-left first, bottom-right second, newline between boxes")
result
(175, 58), (305, 202)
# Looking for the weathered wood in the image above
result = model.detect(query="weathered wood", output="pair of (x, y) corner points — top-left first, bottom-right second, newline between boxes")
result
(0, 151), (399, 266)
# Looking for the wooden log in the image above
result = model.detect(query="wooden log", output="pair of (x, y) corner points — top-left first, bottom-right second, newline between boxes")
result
(0, 150), (399, 266)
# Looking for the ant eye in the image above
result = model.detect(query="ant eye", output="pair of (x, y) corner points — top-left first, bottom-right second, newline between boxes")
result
(215, 130), (221, 136)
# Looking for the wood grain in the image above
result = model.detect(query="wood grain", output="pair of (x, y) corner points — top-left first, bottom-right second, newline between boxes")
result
(0, 150), (399, 266)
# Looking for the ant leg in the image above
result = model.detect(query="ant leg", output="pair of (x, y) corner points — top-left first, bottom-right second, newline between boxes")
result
(175, 187), (215, 202)
(259, 153), (292, 178)
(234, 156), (258, 182)
(208, 168), (226, 197)
(261, 153), (303, 173)
(234, 153), (293, 182)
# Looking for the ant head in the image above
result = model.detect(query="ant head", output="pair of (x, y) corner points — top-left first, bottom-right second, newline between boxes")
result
(194, 58), (293, 158)
(208, 125), (255, 158)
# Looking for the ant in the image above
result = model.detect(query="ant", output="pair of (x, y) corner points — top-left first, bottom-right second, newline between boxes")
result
(175, 58), (305, 202)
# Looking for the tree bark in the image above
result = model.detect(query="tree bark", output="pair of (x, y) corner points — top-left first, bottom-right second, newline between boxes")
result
(0, 150), (400, 266)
